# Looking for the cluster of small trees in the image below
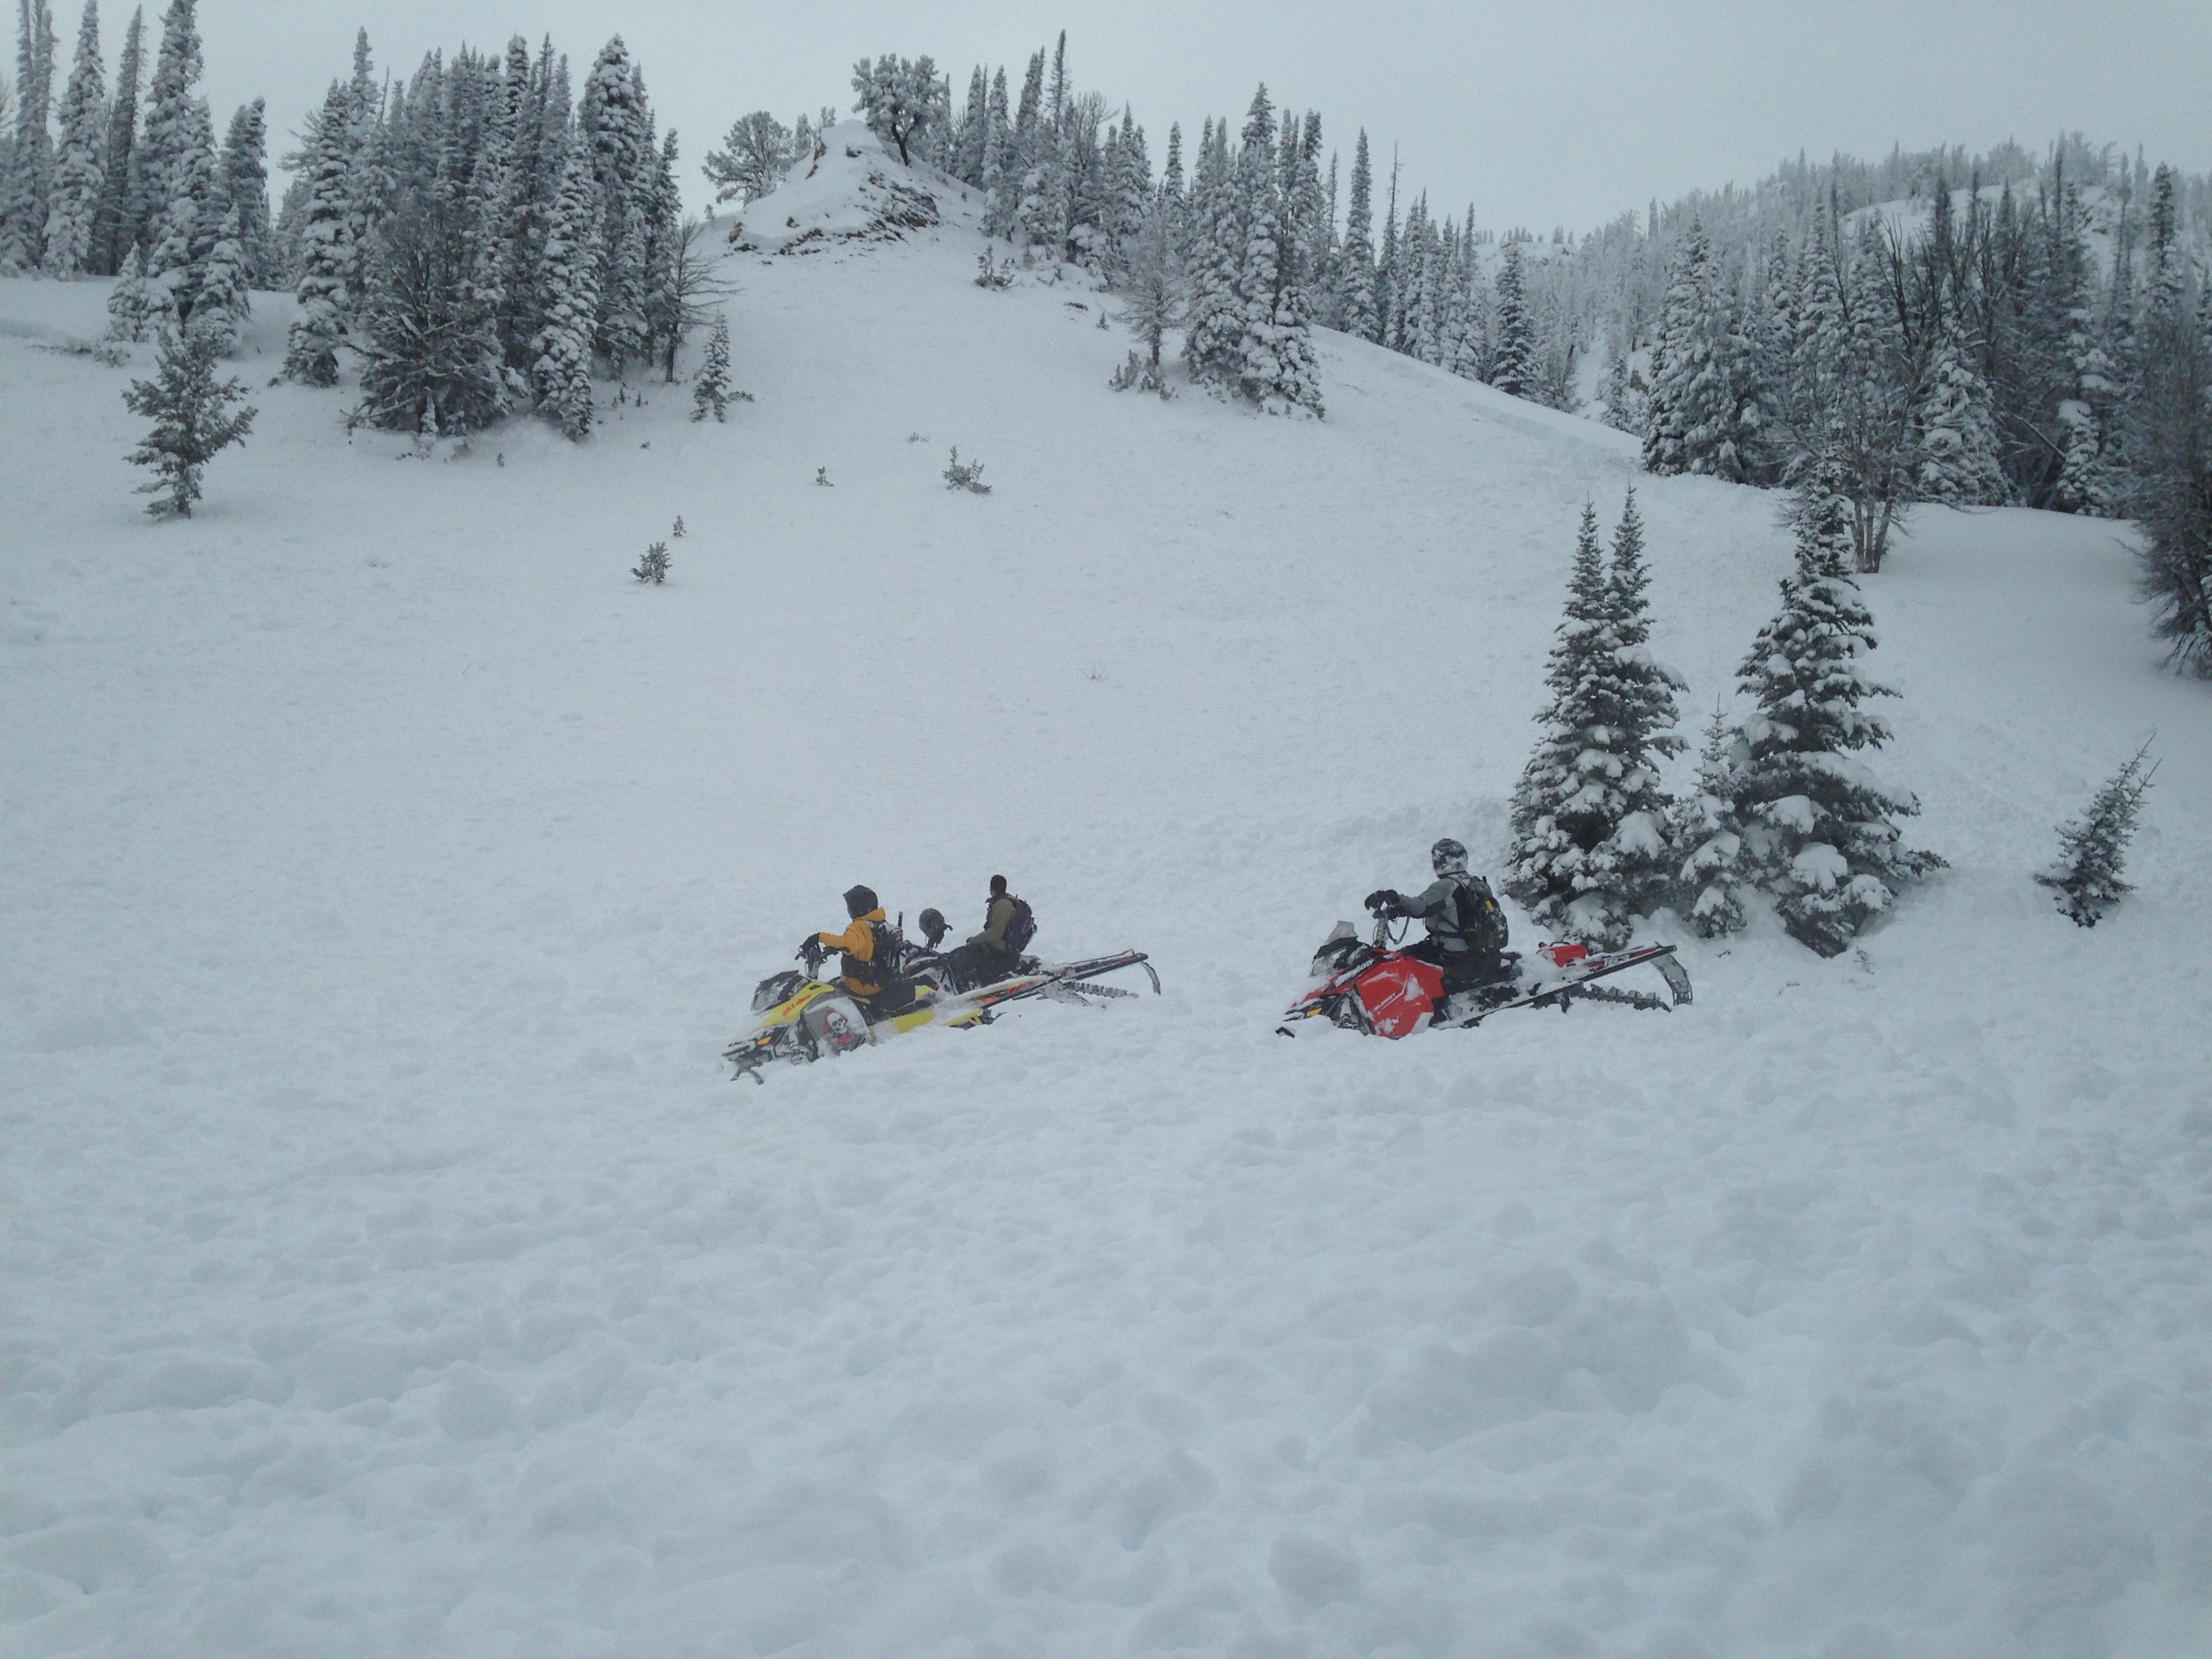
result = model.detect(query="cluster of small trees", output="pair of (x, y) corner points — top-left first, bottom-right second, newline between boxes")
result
(1, 0), (272, 350)
(1507, 485), (1942, 957)
(1631, 165), (2208, 597)
(280, 29), (716, 440)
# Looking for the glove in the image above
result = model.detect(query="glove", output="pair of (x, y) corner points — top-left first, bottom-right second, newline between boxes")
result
(1364, 889), (1399, 914)
(797, 934), (825, 962)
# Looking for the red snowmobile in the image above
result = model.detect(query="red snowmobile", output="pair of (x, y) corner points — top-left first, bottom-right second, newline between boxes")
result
(1277, 897), (1691, 1039)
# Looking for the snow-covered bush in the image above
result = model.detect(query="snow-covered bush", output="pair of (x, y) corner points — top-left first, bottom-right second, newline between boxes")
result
(122, 321), (258, 519)
(2036, 741), (2156, 926)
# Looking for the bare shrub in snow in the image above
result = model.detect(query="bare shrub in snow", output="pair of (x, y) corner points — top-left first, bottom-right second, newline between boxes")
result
(943, 447), (991, 494)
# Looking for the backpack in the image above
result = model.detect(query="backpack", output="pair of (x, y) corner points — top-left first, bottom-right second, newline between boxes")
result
(868, 918), (904, 981)
(1002, 895), (1038, 955)
(1453, 876), (1509, 955)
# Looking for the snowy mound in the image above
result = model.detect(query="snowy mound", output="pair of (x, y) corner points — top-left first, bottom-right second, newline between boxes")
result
(727, 121), (943, 255)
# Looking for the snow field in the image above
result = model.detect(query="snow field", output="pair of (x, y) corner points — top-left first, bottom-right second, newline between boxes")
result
(4, 134), (2211, 1657)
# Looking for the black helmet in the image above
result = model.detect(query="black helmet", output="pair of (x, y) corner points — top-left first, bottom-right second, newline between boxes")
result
(918, 907), (949, 947)
(842, 884), (878, 918)
(1431, 838), (1469, 877)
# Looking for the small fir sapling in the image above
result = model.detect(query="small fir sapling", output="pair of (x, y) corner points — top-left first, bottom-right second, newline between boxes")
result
(942, 447), (991, 493)
(670, 516), (685, 537)
(2036, 740), (2157, 926)
(691, 312), (731, 422)
(632, 540), (670, 584)
(1668, 702), (1749, 937)
(815, 466), (833, 486)
(973, 250), (1013, 289)
(122, 323), (258, 518)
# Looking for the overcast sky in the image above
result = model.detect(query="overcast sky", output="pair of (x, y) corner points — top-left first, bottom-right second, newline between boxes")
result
(182, 1), (2212, 227)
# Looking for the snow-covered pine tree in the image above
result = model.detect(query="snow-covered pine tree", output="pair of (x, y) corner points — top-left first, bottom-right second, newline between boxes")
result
(121, 316), (255, 516)
(2, 0), (56, 270)
(1336, 129), (1377, 343)
(1668, 701), (1748, 937)
(1593, 487), (1687, 928)
(132, 0), (199, 264)
(1503, 495), (1684, 945)
(189, 197), (245, 348)
(702, 110), (790, 206)
(691, 308), (729, 420)
(282, 80), (350, 384)
(1180, 116), (1242, 391)
(2128, 180), (2211, 676)
(103, 239), (154, 337)
(849, 52), (938, 167)
(89, 2), (140, 271)
(1506, 504), (1617, 937)
(142, 96), (211, 322)
(1491, 238), (1538, 397)
(532, 133), (600, 439)
(1731, 481), (1942, 954)
(1120, 201), (1175, 369)
(2036, 739), (2157, 926)
(577, 37), (649, 373)
(217, 96), (272, 287)
(1914, 325), (2007, 504)
(39, 0), (99, 277)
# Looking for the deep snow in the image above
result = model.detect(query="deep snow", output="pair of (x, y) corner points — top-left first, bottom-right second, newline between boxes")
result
(4, 129), (2210, 1659)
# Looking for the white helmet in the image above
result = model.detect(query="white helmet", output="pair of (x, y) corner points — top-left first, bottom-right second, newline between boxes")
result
(1431, 837), (1469, 877)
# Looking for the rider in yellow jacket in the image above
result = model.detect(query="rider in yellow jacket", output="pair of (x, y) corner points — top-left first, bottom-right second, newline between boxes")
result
(811, 884), (893, 998)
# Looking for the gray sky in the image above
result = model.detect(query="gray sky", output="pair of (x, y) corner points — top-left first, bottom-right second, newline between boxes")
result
(188, 1), (2211, 226)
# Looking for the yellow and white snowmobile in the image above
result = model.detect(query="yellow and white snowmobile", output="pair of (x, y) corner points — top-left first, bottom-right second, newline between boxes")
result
(724, 942), (1159, 1084)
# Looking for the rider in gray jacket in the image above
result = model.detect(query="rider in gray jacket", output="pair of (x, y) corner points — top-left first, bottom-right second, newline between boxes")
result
(1366, 838), (1509, 991)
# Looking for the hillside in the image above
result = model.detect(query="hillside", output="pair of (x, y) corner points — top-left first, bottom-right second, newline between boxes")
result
(3, 127), (2209, 1659)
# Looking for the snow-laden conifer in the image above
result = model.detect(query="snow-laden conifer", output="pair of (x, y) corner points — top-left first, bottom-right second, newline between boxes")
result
(702, 110), (790, 206)
(1668, 702), (1749, 937)
(532, 135), (600, 439)
(1179, 117), (1242, 391)
(134, 0), (200, 260)
(1730, 482), (1942, 954)
(90, 3), (142, 272)
(121, 317), (255, 516)
(691, 308), (729, 421)
(1504, 495), (1684, 946)
(1914, 327), (2007, 505)
(2036, 740), (2156, 926)
(1491, 239), (1538, 397)
(3, 0), (57, 270)
(104, 239), (155, 337)
(39, 0), (101, 276)
(282, 80), (351, 384)
(1642, 217), (1763, 481)
(353, 171), (506, 436)
(188, 197), (245, 348)
(216, 96), (271, 287)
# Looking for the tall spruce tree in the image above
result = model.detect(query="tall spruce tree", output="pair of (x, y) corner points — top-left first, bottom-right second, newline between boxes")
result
(532, 133), (600, 438)
(1729, 483), (1942, 954)
(89, 2), (140, 270)
(1338, 129), (1378, 342)
(1491, 238), (1538, 396)
(283, 80), (350, 384)
(39, 0), (98, 276)
(1504, 495), (1683, 945)
(217, 96), (271, 287)
(3, 0), (56, 270)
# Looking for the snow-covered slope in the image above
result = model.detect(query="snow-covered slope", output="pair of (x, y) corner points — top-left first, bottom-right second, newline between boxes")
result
(5, 125), (2209, 1659)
